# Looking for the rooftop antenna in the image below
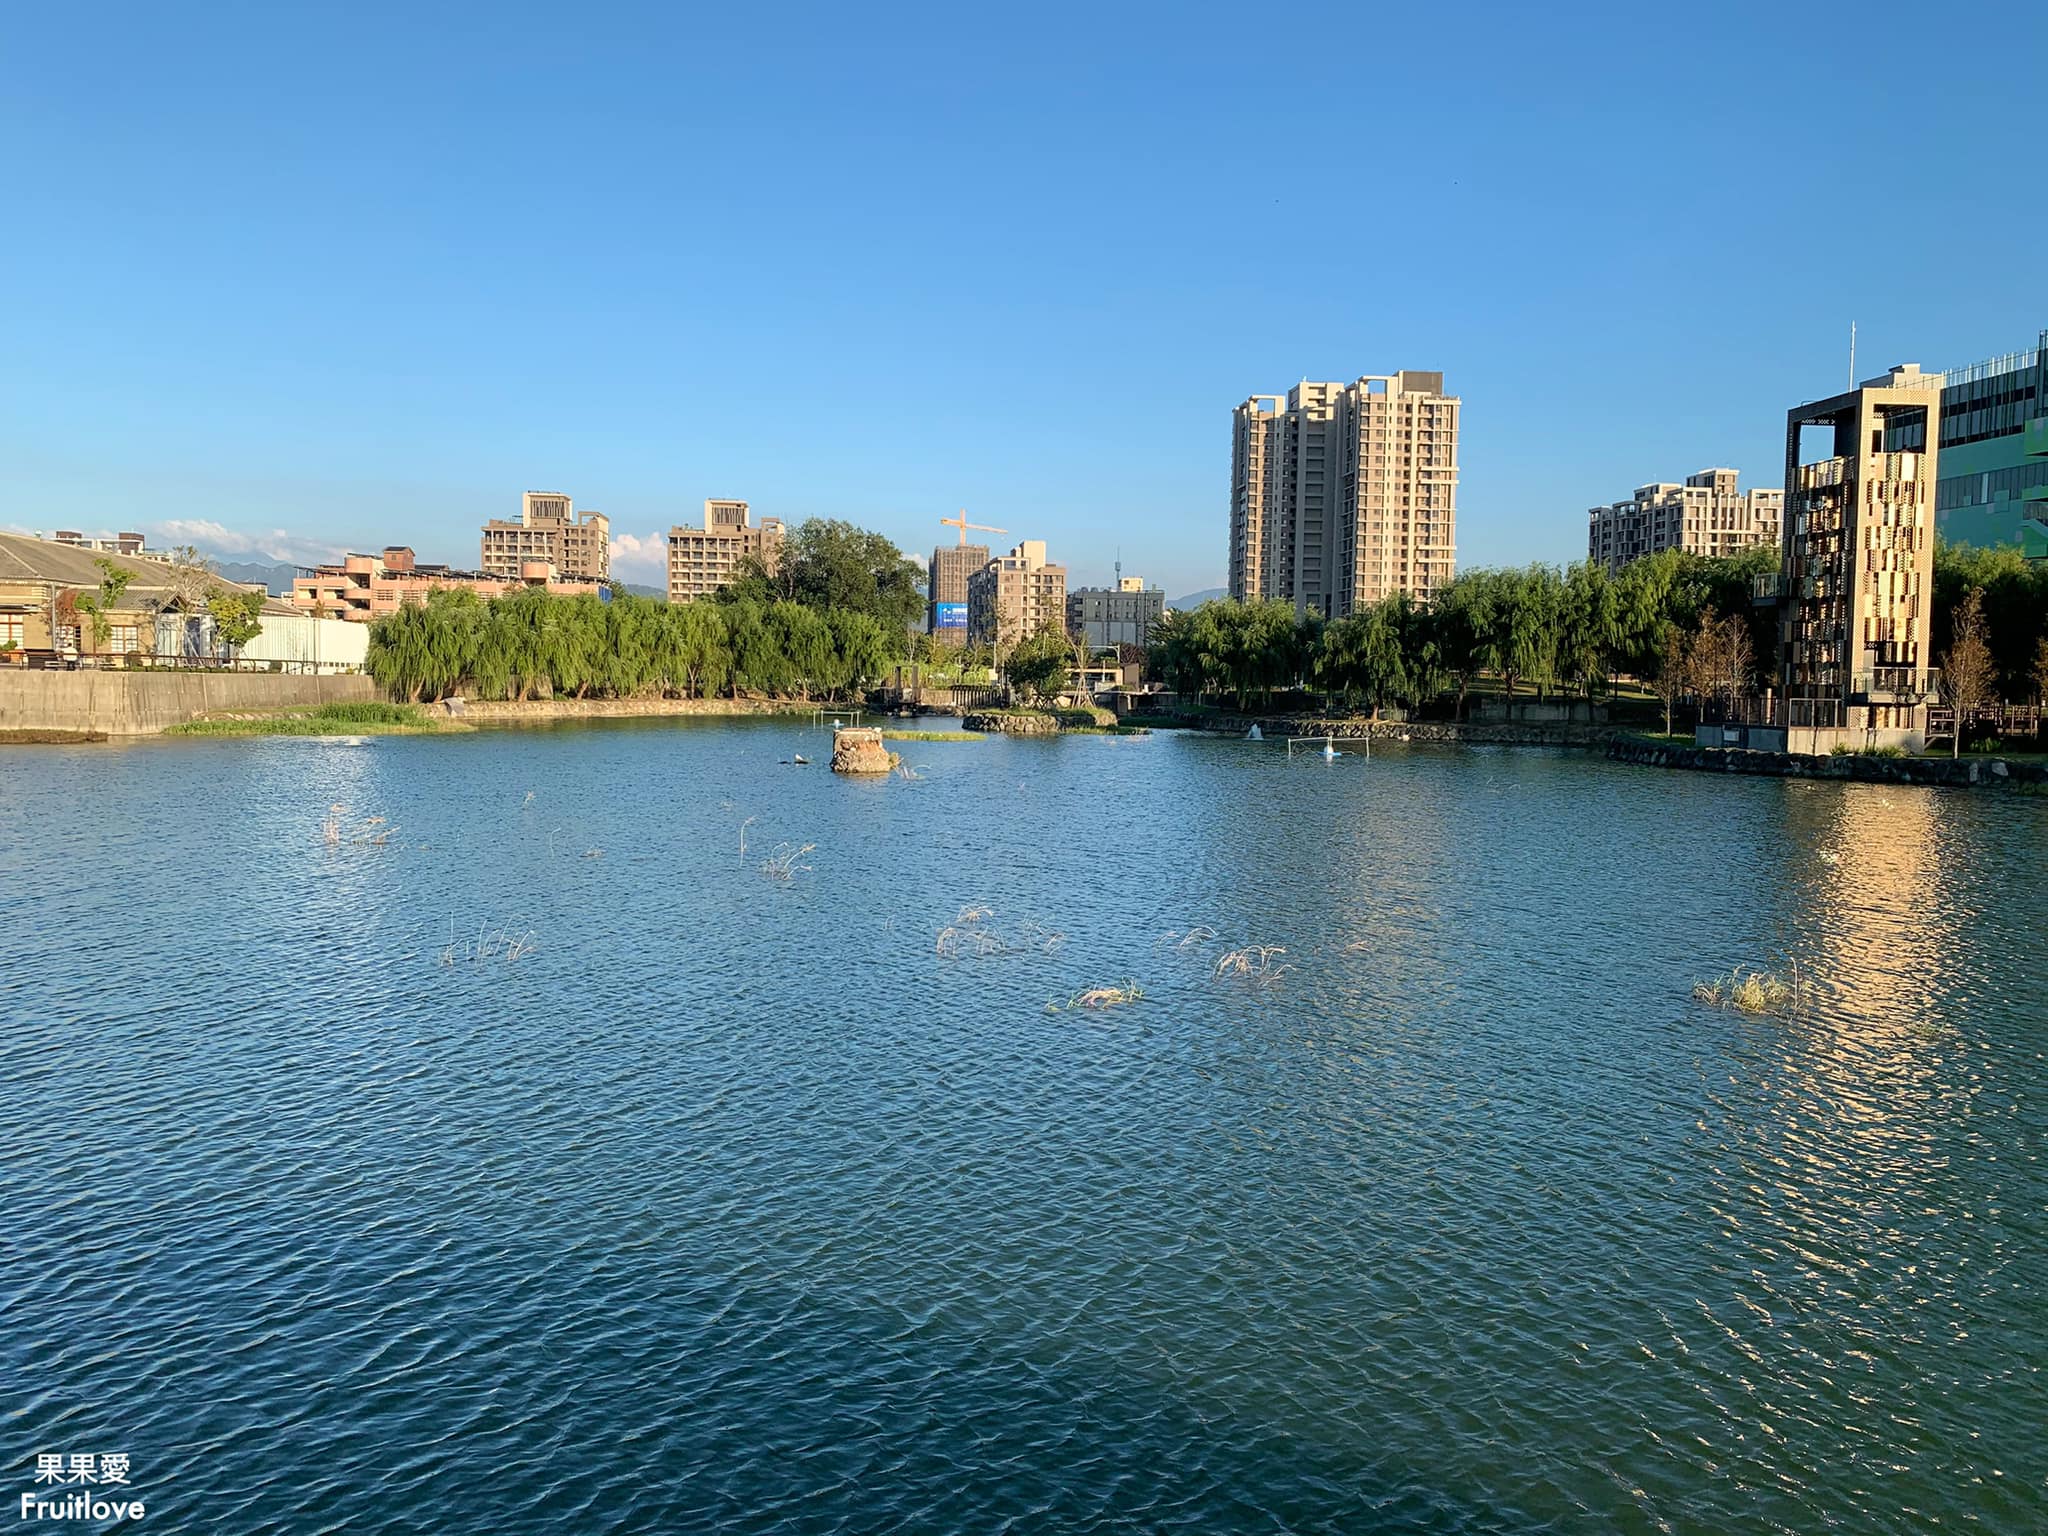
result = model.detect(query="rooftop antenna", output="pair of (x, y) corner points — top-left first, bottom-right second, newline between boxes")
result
(1849, 320), (1857, 390)
(1115, 546), (1121, 585)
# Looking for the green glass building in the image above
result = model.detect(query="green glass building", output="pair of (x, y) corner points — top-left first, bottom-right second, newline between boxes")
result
(1930, 330), (2048, 558)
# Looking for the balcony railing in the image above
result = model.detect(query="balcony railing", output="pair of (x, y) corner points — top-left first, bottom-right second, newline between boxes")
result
(1851, 667), (1938, 700)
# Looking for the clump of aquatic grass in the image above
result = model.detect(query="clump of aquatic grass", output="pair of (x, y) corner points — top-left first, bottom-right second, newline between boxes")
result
(893, 761), (922, 779)
(1014, 919), (1065, 954)
(1161, 925), (1216, 950)
(935, 908), (1065, 959)
(936, 924), (1003, 957)
(1692, 964), (1810, 1016)
(738, 815), (756, 864)
(322, 803), (399, 847)
(1214, 945), (1291, 982)
(439, 920), (538, 965)
(1047, 980), (1146, 1012)
(761, 842), (816, 880)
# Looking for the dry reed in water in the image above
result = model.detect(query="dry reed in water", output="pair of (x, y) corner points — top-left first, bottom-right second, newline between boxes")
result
(1214, 945), (1290, 981)
(1047, 981), (1146, 1011)
(761, 843), (816, 880)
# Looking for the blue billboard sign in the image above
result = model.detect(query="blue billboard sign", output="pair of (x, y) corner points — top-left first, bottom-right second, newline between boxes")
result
(934, 602), (968, 632)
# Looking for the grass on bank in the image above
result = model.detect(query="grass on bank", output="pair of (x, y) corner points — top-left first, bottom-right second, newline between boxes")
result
(879, 729), (987, 742)
(168, 701), (464, 737)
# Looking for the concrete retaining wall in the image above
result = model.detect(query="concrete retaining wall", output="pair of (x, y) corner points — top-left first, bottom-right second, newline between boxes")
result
(0, 670), (377, 736)
(1607, 738), (2048, 790)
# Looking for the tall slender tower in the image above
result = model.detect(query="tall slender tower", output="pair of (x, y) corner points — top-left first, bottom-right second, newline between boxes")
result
(1778, 364), (1942, 747)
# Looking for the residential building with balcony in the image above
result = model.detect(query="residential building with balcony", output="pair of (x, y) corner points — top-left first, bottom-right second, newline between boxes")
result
(291, 546), (604, 622)
(1769, 364), (1942, 750)
(967, 540), (1066, 646)
(1229, 372), (1459, 618)
(480, 491), (611, 583)
(667, 500), (785, 603)
(1067, 576), (1165, 649)
(1587, 470), (1783, 571)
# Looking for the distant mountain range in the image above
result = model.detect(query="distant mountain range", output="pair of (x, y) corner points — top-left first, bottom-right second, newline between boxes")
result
(211, 559), (301, 595)
(1169, 587), (1224, 609)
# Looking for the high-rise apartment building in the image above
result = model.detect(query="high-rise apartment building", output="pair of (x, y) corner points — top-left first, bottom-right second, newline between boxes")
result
(928, 543), (988, 645)
(667, 499), (785, 603)
(1773, 364), (1942, 746)
(967, 540), (1066, 646)
(1587, 469), (1783, 572)
(1067, 577), (1165, 649)
(1229, 372), (1458, 618)
(480, 492), (611, 583)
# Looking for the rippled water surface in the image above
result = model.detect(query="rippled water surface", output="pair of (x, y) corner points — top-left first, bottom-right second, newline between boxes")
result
(4, 720), (2045, 1533)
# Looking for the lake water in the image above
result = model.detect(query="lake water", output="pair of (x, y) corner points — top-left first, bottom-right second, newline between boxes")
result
(3, 720), (2044, 1534)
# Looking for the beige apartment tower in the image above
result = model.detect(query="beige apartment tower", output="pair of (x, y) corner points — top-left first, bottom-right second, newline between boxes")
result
(1775, 364), (1942, 747)
(480, 491), (611, 583)
(667, 499), (786, 603)
(1230, 372), (1458, 618)
(967, 540), (1066, 646)
(1588, 470), (1784, 572)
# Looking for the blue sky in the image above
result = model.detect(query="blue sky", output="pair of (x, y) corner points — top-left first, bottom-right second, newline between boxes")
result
(5, 1), (2044, 597)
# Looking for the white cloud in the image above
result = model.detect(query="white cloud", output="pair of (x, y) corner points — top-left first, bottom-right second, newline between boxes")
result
(608, 530), (669, 581)
(146, 519), (343, 567)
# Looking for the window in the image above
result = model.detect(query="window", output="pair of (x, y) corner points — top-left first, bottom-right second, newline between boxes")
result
(0, 615), (23, 649)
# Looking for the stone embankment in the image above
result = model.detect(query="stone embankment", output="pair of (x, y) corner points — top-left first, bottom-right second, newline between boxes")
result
(962, 710), (1059, 736)
(1606, 738), (2048, 790)
(1169, 712), (1623, 748)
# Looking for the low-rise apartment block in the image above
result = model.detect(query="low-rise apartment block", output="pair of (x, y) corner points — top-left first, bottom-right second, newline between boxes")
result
(50, 530), (161, 561)
(480, 491), (611, 583)
(967, 540), (1066, 646)
(1587, 469), (1783, 571)
(1067, 577), (1164, 649)
(667, 500), (786, 603)
(291, 546), (603, 622)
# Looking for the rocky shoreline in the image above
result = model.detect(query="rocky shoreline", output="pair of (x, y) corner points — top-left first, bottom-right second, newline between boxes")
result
(1163, 712), (1625, 748)
(1605, 738), (2048, 790)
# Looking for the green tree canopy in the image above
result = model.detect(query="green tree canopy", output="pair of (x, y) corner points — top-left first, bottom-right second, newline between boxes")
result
(721, 518), (925, 635)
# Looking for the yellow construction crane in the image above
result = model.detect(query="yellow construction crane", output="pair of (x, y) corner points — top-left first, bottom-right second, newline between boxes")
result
(939, 510), (1006, 547)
